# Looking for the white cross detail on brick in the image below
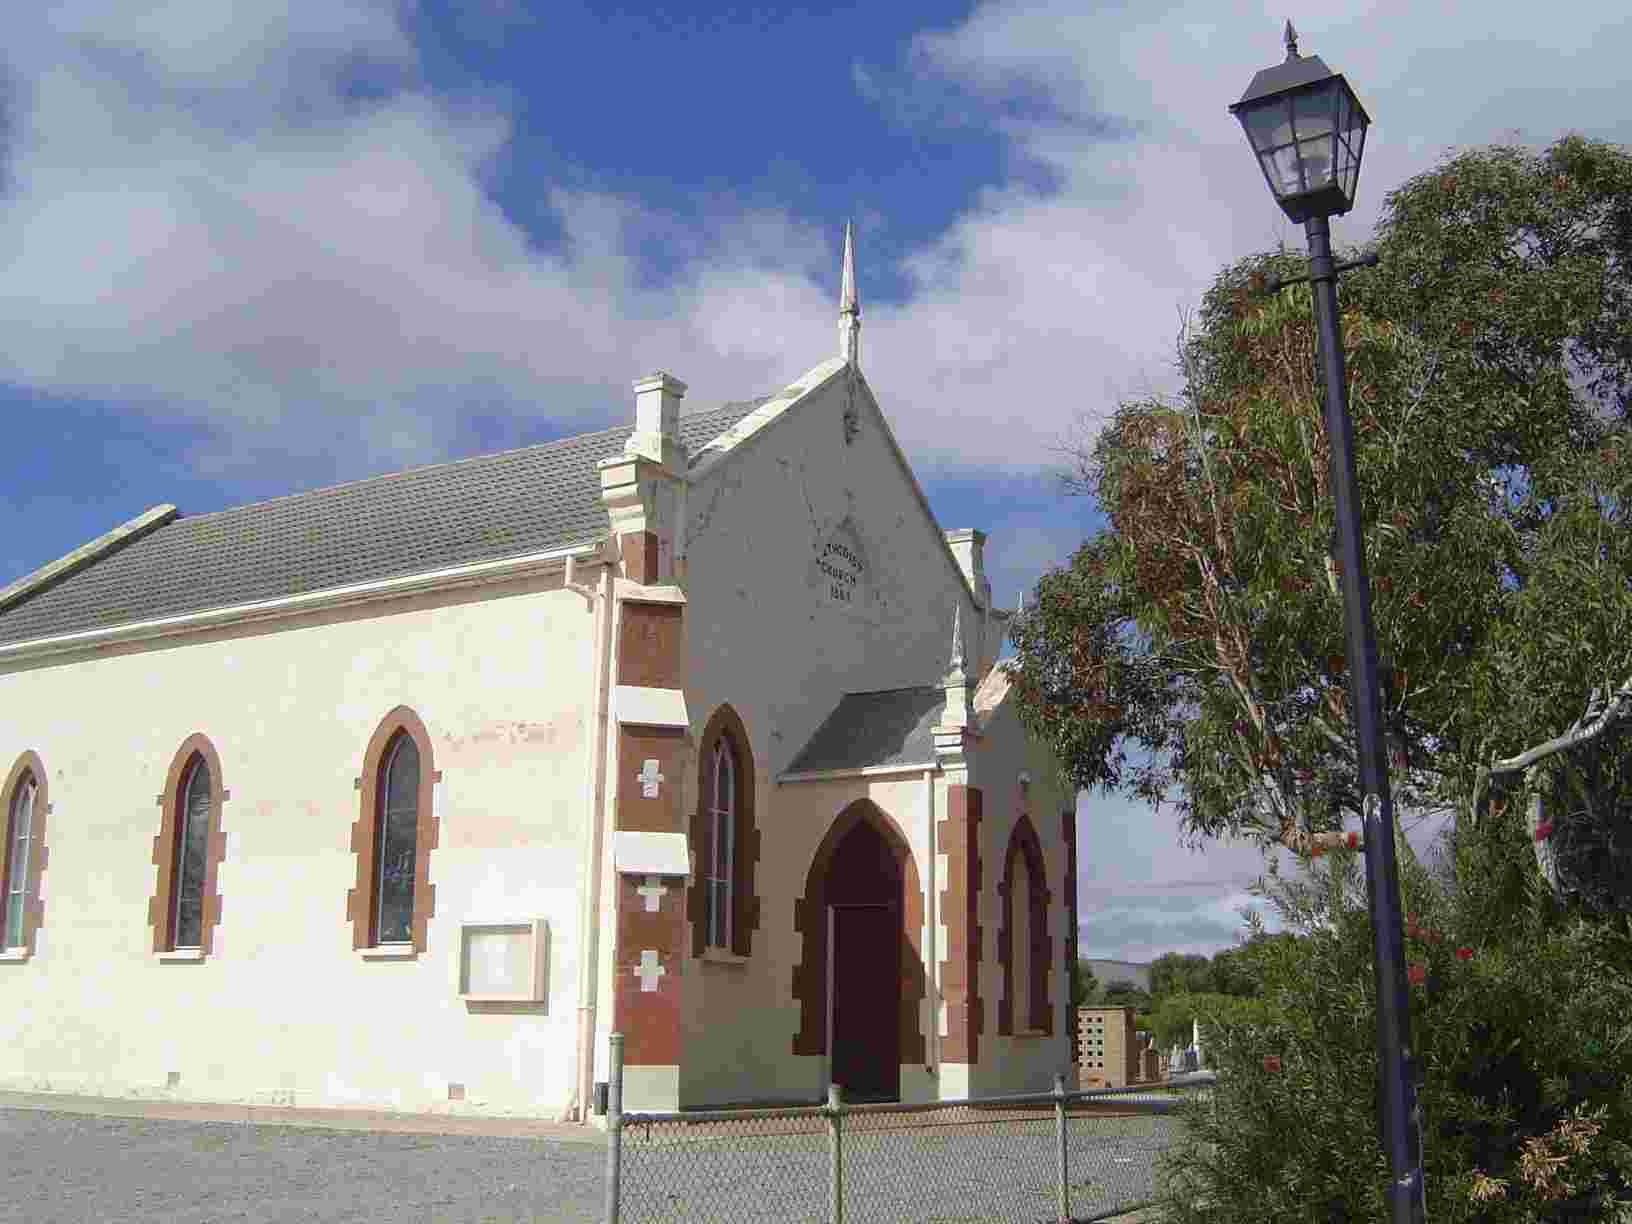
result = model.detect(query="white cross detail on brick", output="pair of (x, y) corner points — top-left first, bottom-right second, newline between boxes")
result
(634, 949), (665, 993)
(636, 875), (666, 913)
(637, 759), (665, 798)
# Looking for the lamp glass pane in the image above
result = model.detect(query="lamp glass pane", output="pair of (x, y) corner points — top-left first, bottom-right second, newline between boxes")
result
(1296, 137), (1334, 191)
(1338, 135), (1359, 202)
(1347, 119), (1367, 199)
(1292, 87), (1336, 141)
(1259, 144), (1304, 199)
(1241, 97), (1293, 160)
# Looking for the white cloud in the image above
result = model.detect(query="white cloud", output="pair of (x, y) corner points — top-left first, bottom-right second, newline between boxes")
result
(856, 0), (1632, 478)
(0, 2), (838, 483)
(6, 0), (1623, 495)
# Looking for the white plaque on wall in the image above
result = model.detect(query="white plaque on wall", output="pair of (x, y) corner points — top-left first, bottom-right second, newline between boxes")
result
(458, 919), (548, 1004)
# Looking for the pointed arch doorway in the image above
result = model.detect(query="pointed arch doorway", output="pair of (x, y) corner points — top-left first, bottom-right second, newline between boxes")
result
(827, 818), (901, 1101)
(793, 801), (926, 1105)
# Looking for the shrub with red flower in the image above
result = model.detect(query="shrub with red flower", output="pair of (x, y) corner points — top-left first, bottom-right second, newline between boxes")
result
(1407, 963), (1426, 986)
(1261, 1054), (1282, 1074)
(1534, 820), (1554, 841)
(1455, 947), (1474, 961)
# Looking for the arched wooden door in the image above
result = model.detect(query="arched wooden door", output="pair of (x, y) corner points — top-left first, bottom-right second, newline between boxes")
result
(823, 817), (903, 1102)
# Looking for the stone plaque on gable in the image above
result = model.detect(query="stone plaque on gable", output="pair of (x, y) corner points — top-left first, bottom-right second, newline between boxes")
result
(808, 518), (877, 620)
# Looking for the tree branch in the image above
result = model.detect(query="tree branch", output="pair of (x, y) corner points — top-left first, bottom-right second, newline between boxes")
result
(1488, 674), (1632, 777)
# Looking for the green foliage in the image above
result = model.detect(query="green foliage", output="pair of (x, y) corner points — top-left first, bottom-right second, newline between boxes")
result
(1148, 952), (1213, 998)
(1071, 958), (1100, 1007)
(1101, 978), (1151, 1010)
(1009, 136), (1632, 896)
(1144, 989), (1269, 1051)
(1155, 824), (1632, 1222)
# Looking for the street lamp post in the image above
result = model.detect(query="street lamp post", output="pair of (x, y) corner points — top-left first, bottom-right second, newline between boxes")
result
(1229, 22), (1427, 1224)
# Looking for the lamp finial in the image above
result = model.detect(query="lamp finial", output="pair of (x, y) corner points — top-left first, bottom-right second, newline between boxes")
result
(1283, 19), (1299, 62)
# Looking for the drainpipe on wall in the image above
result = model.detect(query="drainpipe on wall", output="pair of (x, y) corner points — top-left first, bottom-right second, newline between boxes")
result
(573, 552), (617, 1121)
(924, 766), (939, 1079)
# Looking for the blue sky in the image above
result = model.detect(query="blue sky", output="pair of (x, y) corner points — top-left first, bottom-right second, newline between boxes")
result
(3, 0), (1629, 962)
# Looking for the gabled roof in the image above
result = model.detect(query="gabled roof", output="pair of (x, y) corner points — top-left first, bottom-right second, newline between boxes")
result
(784, 686), (946, 776)
(0, 400), (763, 648)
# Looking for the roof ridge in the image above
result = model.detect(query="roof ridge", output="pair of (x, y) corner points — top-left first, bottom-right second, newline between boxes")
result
(176, 401), (752, 524)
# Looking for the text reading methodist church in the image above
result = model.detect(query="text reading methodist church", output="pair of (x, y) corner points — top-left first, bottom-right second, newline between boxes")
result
(0, 229), (1079, 1119)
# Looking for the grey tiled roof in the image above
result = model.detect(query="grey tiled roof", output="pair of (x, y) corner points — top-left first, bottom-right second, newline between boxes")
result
(784, 686), (946, 775)
(0, 401), (764, 647)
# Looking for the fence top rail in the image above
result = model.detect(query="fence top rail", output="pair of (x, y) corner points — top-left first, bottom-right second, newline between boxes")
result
(619, 1074), (1213, 1126)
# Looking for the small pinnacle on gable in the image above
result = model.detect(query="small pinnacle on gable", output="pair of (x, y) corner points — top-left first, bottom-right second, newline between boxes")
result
(1284, 19), (1299, 61)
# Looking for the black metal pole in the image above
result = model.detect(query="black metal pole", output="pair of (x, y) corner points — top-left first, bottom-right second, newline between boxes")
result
(1304, 214), (1426, 1223)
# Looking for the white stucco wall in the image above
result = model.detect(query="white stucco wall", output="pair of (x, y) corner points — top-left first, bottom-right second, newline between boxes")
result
(0, 574), (597, 1117)
(682, 365), (984, 782)
(678, 771), (935, 1107)
(671, 366), (984, 1108)
(969, 695), (1074, 1095)
(663, 361), (1072, 1106)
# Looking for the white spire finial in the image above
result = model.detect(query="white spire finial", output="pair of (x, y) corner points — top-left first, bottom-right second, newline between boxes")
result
(949, 603), (966, 678)
(839, 221), (861, 367)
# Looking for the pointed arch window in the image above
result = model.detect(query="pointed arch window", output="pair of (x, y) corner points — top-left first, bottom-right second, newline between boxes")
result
(375, 733), (420, 945)
(3, 770), (38, 950)
(148, 734), (226, 957)
(170, 757), (212, 949)
(348, 707), (439, 955)
(704, 738), (735, 949)
(689, 706), (759, 959)
(999, 816), (1053, 1036)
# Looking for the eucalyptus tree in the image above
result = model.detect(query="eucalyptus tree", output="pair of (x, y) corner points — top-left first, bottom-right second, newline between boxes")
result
(1011, 136), (1632, 907)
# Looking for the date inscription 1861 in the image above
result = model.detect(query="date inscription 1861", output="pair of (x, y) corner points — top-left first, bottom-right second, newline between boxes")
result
(817, 537), (865, 604)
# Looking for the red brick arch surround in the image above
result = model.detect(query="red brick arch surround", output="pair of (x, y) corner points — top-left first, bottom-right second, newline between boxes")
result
(689, 703), (760, 958)
(997, 813), (1053, 1035)
(347, 706), (441, 953)
(2, 751), (49, 956)
(791, 798), (927, 1067)
(148, 734), (229, 955)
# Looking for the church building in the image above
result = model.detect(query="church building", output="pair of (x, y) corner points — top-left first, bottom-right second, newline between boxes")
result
(0, 228), (1079, 1118)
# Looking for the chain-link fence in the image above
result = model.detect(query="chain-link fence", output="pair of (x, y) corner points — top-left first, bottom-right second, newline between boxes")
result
(602, 1033), (1214, 1223)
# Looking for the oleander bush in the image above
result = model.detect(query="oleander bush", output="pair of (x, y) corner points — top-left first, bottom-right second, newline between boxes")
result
(1156, 806), (1632, 1222)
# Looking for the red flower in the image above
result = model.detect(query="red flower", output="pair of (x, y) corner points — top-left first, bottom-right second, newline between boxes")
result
(1535, 821), (1554, 841)
(1262, 1055), (1282, 1074)
(1407, 963), (1427, 986)
(1427, 929), (1441, 944)
(1407, 912), (1418, 925)
(1455, 947), (1474, 961)
(1345, 831), (1360, 850)
(1311, 844), (1326, 858)
(1406, 922), (1420, 940)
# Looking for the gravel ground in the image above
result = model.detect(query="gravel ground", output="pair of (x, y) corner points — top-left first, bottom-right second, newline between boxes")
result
(1, 1103), (1181, 1224)
(0, 1109), (607, 1224)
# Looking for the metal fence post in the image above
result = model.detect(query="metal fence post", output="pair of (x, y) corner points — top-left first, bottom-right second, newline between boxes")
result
(604, 1033), (623, 1224)
(827, 1082), (844, 1224)
(1054, 1074), (1070, 1223)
